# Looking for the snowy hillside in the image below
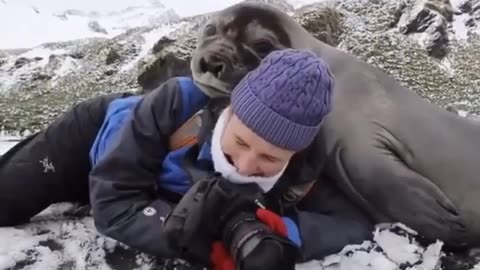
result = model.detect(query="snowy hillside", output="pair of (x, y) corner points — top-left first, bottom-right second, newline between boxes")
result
(0, 0), (180, 50)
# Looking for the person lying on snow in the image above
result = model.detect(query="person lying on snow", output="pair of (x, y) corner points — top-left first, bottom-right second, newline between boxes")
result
(0, 49), (374, 269)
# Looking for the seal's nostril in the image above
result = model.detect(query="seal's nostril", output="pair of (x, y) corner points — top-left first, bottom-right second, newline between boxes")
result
(212, 63), (224, 77)
(200, 57), (208, 73)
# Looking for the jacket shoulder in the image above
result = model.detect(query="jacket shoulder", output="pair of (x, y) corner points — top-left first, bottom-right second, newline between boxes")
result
(172, 77), (210, 123)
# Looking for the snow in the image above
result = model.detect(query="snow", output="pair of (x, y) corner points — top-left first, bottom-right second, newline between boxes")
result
(51, 56), (80, 83)
(161, 0), (244, 17)
(0, 204), (122, 270)
(448, 0), (480, 41)
(452, 13), (473, 41)
(119, 22), (184, 72)
(19, 47), (70, 68)
(0, 135), (20, 155)
(0, 47), (69, 92)
(0, 0), (177, 50)
(450, 0), (469, 10)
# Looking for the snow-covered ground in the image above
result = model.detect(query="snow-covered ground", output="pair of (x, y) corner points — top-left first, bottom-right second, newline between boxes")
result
(0, 135), (20, 155)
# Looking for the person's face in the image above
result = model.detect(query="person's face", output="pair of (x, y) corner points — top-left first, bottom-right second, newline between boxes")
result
(220, 109), (295, 177)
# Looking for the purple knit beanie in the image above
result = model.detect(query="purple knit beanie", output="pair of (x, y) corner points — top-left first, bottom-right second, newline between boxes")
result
(231, 48), (334, 151)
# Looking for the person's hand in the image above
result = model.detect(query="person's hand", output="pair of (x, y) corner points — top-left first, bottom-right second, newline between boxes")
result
(210, 241), (235, 270)
(256, 208), (302, 247)
(237, 208), (301, 270)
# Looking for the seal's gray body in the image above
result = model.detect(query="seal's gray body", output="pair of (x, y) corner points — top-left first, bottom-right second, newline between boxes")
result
(190, 2), (478, 247)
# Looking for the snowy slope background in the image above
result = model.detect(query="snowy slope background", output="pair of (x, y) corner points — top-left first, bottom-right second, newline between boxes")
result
(1, 0), (480, 269)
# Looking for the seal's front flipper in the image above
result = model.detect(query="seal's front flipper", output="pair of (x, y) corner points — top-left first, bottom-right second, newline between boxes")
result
(329, 143), (467, 247)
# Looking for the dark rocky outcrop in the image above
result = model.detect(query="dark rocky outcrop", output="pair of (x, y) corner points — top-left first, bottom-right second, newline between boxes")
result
(396, 0), (453, 59)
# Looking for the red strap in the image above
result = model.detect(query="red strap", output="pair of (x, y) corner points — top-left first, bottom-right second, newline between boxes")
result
(256, 208), (287, 237)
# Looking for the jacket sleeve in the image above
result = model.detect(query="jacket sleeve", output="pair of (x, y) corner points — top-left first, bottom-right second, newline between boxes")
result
(88, 78), (187, 258)
(287, 179), (375, 262)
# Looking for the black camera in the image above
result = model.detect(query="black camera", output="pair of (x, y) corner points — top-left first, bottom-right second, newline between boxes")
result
(222, 211), (299, 270)
(162, 173), (298, 269)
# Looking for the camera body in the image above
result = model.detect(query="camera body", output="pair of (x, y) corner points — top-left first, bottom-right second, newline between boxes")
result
(162, 173), (298, 269)
(162, 173), (265, 260)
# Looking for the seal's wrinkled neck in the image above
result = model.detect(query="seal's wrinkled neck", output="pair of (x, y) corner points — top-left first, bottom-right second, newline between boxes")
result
(196, 82), (230, 98)
(210, 108), (287, 193)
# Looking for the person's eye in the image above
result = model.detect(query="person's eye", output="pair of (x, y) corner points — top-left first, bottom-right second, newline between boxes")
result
(236, 138), (248, 147)
(262, 155), (278, 163)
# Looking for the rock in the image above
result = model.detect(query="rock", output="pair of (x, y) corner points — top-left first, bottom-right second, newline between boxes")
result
(426, 0), (454, 21)
(459, 0), (480, 33)
(337, 0), (480, 112)
(293, 4), (345, 46)
(397, 0), (451, 59)
(88, 20), (108, 35)
(0, 50), (10, 58)
(137, 49), (193, 91)
(136, 23), (201, 91)
(31, 72), (52, 81)
(151, 36), (176, 54)
(459, 0), (480, 19)
(104, 68), (116, 76)
(105, 48), (121, 65)
(440, 250), (480, 270)
(14, 57), (32, 69)
(68, 51), (85, 59)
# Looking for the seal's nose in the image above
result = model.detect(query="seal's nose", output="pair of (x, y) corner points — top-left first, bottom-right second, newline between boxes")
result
(200, 54), (225, 78)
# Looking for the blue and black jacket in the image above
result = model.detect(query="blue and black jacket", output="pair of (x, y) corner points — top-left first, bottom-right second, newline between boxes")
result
(88, 77), (374, 263)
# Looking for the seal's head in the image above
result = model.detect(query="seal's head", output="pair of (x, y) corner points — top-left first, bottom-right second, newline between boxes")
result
(190, 2), (312, 97)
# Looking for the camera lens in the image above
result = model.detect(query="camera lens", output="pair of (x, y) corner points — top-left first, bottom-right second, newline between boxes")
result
(239, 239), (285, 270)
(221, 211), (273, 263)
(221, 211), (298, 270)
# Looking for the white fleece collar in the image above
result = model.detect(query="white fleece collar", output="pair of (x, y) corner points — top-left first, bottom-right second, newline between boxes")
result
(210, 109), (288, 193)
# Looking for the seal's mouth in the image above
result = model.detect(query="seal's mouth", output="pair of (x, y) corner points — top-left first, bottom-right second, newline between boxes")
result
(194, 54), (248, 92)
(197, 51), (235, 81)
(199, 56), (224, 78)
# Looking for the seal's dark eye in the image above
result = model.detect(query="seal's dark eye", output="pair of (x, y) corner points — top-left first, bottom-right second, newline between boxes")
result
(204, 24), (216, 36)
(252, 41), (274, 57)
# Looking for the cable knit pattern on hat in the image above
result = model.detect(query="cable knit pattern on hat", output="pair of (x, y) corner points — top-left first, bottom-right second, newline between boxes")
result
(231, 48), (334, 151)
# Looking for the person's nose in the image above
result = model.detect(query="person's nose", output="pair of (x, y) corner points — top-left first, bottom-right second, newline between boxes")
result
(235, 155), (258, 176)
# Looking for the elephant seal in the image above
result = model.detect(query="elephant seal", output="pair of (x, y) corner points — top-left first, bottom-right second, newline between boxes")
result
(190, 4), (294, 97)
(189, 2), (477, 248)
